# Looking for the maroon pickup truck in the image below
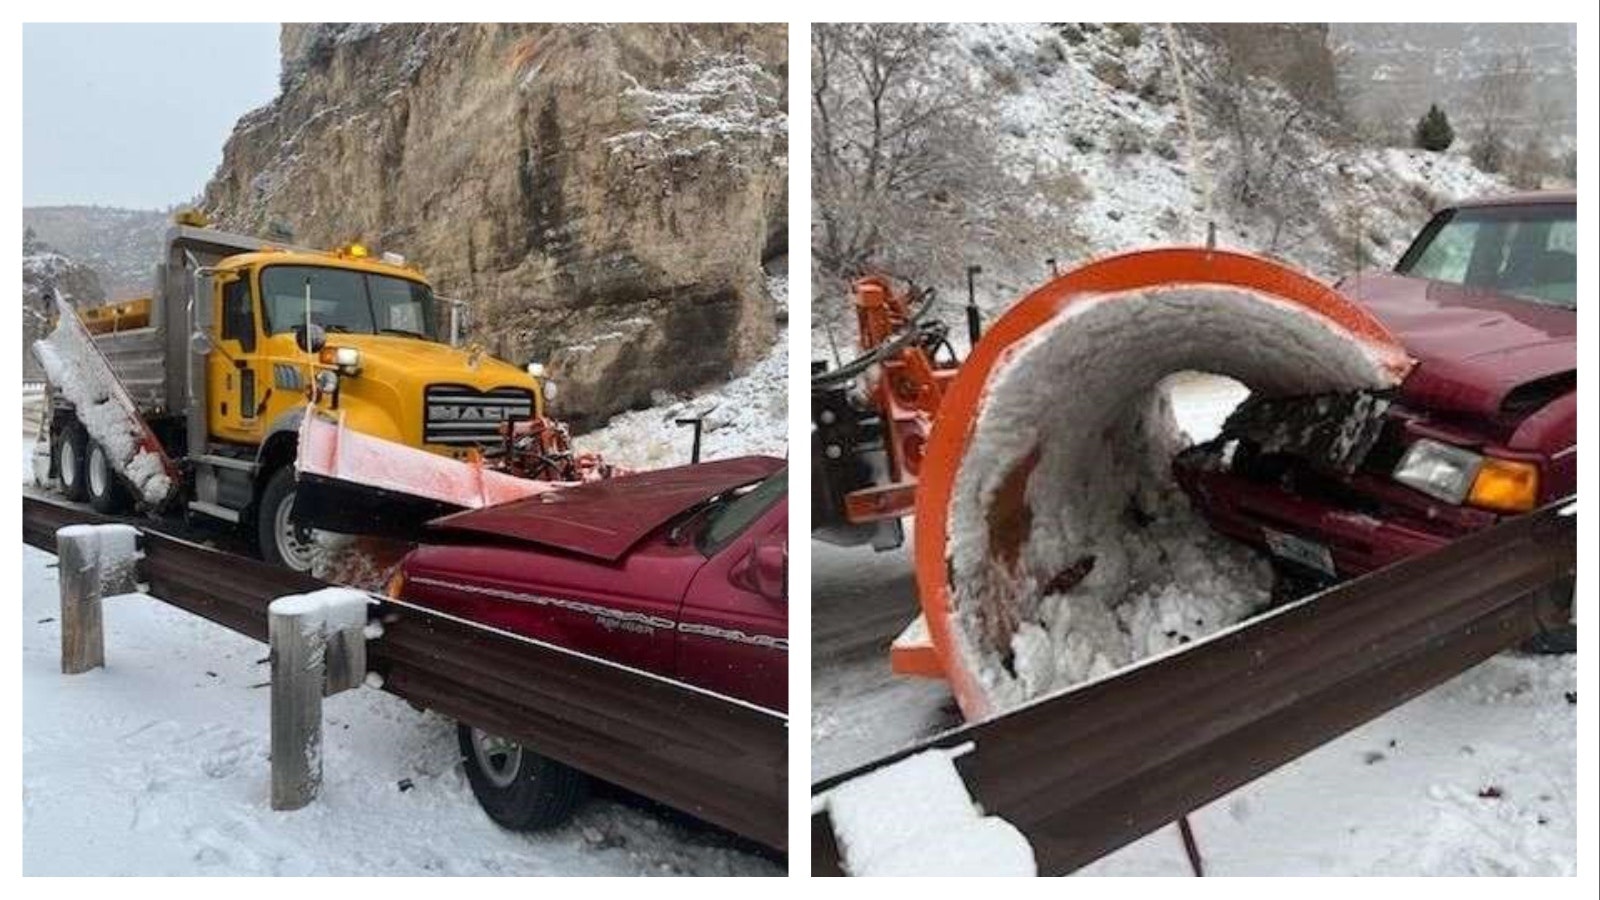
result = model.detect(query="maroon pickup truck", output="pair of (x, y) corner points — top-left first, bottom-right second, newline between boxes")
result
(393, 456), (787, 830)
(1176, 191), (1576, 647)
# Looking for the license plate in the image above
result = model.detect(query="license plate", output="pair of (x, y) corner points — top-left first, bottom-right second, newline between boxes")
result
(1262, 527), (1337, 577)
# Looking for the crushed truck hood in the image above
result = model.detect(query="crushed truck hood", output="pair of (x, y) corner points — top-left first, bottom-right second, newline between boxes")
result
(428, 455), (784, 561)
(1340, 272), (1576, 417)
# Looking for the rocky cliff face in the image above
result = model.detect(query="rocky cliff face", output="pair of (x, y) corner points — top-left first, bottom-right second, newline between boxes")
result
(202, 23), (787, 430)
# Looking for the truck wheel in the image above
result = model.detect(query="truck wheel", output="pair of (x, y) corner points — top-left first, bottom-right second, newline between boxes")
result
(257, 467), (317, 573)
(1521, 576), (1576, 655)
(85, 441), (131, 514)
(57, 422), (89, 502)
(458, 723), (588, 831)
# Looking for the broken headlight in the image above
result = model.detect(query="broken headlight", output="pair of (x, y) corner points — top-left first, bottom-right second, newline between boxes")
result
(1392, 438), (1481, 503)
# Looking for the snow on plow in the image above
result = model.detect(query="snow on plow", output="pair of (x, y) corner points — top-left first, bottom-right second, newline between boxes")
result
(872, 249), (1415, 720)
(292, 410), (561, 542)
(31, 295), (177, 507)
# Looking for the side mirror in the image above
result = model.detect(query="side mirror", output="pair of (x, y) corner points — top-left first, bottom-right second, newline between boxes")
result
(294, 322), (327, 354)
(744, 534), (786, 603)
(190, 330), (215, 354)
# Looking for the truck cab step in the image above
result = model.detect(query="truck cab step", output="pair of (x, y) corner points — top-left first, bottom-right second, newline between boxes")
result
(187, 501), (242, 524)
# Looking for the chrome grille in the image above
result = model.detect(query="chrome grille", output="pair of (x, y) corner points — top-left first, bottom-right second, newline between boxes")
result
(423, 384), (534, 445)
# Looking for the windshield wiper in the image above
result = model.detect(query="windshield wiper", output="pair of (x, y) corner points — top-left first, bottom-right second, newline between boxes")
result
(666, 492), (736, 546)
(379, 327), (427, 339)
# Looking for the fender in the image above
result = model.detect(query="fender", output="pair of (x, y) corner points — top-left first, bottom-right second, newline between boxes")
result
(256, 406), (306, 477)
(261, 406), (306, 447)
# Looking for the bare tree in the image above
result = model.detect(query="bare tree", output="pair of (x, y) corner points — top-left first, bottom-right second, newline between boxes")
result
(1471, 50), (1532, 143)
(1466, 50), (1532, 172)
(1183, 26), (1349, 257)
(811, 24), (1043, 300)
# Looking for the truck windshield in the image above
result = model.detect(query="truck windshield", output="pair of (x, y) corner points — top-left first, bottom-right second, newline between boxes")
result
(698, 468), (787, 555)
(1397, 204), (1576, 310)
(260, 265), (439, 339)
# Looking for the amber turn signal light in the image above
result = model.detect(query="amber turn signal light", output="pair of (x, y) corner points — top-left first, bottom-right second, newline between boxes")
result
(1468, 458), (1539, 513)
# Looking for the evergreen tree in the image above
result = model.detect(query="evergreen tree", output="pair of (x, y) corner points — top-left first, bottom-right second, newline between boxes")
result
(1413, 104), (1455, 152)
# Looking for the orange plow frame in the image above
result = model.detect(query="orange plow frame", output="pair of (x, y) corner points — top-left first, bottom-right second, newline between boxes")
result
(899, 248), (1413, 721)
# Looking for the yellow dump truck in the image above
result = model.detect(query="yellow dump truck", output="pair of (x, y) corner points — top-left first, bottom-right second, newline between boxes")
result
(39, 213), (558, 571)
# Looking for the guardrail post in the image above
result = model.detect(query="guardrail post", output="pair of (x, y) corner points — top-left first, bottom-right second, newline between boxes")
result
(268, 588), (371, 810)
(269, 594), (327, 811)
(55, 523), (141, 674)
(57, 526), (104, 674)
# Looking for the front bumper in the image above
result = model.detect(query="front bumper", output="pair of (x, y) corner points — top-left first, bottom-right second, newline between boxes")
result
(1176, 464), (1498, 579)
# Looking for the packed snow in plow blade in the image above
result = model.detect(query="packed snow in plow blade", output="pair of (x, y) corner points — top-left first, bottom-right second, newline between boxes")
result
(816, 249), (1418, 720)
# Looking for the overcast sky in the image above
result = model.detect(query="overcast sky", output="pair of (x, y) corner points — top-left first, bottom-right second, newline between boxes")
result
(24, 23), (281, 209)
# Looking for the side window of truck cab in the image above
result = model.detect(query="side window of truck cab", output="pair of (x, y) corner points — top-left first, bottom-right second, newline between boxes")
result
(221, 276), (256, 352)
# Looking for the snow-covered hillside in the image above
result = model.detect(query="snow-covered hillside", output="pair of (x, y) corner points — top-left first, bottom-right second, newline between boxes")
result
(23, 205), (169, 298)
(812, 22), (1515, 350)
(952, 23), (1510, 288)
(22, 230), (106, 381)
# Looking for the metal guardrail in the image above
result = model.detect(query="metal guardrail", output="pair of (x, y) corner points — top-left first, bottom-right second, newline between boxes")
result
(811, 498), (1575, 875)
(22, 494), (787, 851)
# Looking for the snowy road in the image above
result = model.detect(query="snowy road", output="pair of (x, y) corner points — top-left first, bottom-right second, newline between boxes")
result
(810, 374), (1576, 874)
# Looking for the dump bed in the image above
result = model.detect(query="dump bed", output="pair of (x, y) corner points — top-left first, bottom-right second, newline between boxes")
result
(90, 225), (288, 417)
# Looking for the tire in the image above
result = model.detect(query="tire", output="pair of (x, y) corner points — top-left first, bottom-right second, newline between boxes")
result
(85, 441), (131, 514)
(1521, 576), (1577, 655)
(57, 421), (89, 502)
(457, 723), (588, 831)
(256, 466), (317, 573)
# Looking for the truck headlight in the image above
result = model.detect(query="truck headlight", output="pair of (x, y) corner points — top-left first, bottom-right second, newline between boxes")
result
(542, 380), (558, 402)
(319, 346), (362, 374)
(314, 369), (340, 395)
(526, 362), (546, 378)
(1393, 439), (1481, 504)
(333, 346), (361, 373)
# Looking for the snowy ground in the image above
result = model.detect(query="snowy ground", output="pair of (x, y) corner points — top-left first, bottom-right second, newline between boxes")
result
(577, 283), (788, 471)
(1082, 653), (1576, 876)
(575, 336), (787, 471)
(811, 375), (1576, 874)
(20, 547), (780, 875)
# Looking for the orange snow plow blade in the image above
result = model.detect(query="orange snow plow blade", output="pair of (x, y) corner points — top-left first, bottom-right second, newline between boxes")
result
(905, 249), (1413, 720)
(888, 614), (944, 678)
